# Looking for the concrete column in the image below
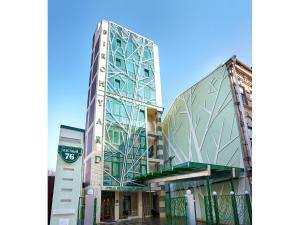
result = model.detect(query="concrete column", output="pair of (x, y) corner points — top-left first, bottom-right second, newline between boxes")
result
(158, 182), (166, 218)
(94, 188), (102, 224)
(115, 191), (120, 221)
(185, 190), (196, 225)
(84, 194), (94, 225)
(138, 191), (143, 218)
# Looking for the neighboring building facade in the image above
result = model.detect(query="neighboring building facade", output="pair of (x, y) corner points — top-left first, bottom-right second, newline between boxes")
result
(162, 57), (252, 222)
(48, 174), (55, 225)
(225, 57), (252, 187)
(83, 21), (163, 222)
(50, 125), (85, 225)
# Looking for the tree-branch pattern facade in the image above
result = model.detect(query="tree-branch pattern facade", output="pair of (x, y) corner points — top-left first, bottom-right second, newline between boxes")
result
(162, 65), (243, 168)
(103, 22), (157, 187)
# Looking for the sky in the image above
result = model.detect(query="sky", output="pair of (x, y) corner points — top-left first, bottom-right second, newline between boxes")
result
(48, 0), (252, 171)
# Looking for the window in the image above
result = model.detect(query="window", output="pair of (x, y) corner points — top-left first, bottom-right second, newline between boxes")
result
(136, 148), (142, 156)
(248, 126), (252, 138)
(113, 129), (121, 145)
(141, 165), (147, 175)
(114, 79), (121, 90)
(88, 100), (95, 127)
(148, 145), (154, 158)
(139, 109), (145, 121)
(239, 86), (247, 105)
(104, 162), (111, 174)
(92, 55), (99, 79)
(113, 102), (121, 116)
(241, 94), (247, 105)
(116, 39), (121, 47)
(90, 53), (93, 68)
(144, 87), (151, 99)
(144, 49), (149, 59)
(90, 77), (97, 100)
(112, 162), (120, 177)
(119, 144), (125, 153)
(127, 80), (134, 96)
(128, 62), (135, 73)
(116, 58), (121, 67)
(140, 136), (146, 149)
(144, 69), (149, 77)
(127, 42), (134, 53)
(94, 38), (100, 59)
(86, 126), (94, 156)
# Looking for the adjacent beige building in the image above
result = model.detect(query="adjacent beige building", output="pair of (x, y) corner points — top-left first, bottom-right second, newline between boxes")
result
(225, 56), (252, 188)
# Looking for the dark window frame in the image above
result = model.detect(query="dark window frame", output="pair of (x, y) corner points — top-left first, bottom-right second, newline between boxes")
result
(116, 39), (121, 48)
(115, 79), (121, 90)
(144, 68), (150, 77)
(116, 58), (121, 67)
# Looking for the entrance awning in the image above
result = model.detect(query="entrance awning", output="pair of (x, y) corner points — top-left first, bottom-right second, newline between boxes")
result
(134, 161), (244, 184)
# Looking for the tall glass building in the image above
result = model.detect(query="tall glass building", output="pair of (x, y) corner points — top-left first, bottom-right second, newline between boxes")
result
(83, 20), (164, 222)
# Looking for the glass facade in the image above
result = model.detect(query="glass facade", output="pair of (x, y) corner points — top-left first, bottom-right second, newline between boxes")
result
(103, 22), (156, 187)
(106, 22), (156, 105)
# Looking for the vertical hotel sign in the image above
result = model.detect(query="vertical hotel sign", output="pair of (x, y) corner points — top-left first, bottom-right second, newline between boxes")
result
(94, 21), (109, 188)
(95, 22), (108, 153)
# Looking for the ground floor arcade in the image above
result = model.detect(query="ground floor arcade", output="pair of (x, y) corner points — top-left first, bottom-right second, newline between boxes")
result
(100, 190), (160, 221)
(80, 162), (251, 224)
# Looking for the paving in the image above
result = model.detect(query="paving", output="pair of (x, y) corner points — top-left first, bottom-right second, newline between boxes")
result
(99, 217), (206, 225)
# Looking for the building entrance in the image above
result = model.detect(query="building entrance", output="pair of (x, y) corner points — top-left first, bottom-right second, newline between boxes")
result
(119, 192), (138, 219)
(101, 191), (115, 222)
(122, 195), (131, 218)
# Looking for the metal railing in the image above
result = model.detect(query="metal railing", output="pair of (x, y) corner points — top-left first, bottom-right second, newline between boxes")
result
(165, 197), (188, 225)
(204, 191), (252, 225)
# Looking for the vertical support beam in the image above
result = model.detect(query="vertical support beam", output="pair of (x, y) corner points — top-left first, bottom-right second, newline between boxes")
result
(94, 189), (102, 224)
(114, 191), (119, 221)
(245, 191), (252, 224)
(230, 191), (240, 225)
(77, 197), (85, 225)
(138, 191), (143, 218)
(230, 178), (235, 192)
(204, 196), (210, 225)
(84, 194), (94, 225)
(212, 192), (220, 225)
(148, 184), (151, 216)
(206, 176), (214, 224)
(81, 197), (85, 224)
(77, 197), (81, 225)
(230, 168), (236, 192)
(158, 182), (166, 218)
(185, 190), (196, 225)
(93, 198), (97, 225)
(149, 184), (154, 215)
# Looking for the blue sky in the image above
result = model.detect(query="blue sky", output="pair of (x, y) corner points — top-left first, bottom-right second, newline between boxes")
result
(48, 0), (252, 170)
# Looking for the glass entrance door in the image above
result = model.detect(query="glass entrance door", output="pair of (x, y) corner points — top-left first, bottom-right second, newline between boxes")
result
(122, 196), (131, 218)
